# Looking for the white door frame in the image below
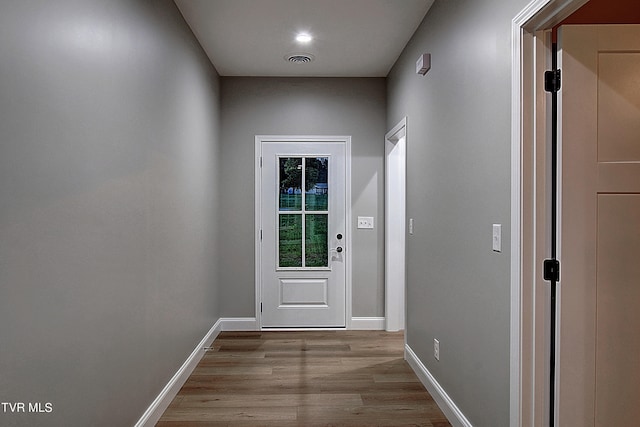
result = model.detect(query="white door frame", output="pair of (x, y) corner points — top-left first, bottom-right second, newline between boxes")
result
(511, 0), (589, 425)
(385, 118), (407, 332)
(255, 135), (352, 330)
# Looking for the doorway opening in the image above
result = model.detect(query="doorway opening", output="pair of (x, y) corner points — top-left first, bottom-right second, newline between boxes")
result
(385, 118), (407, 332)
(512, 0), (594, 425)
(514, 2), (640, 425)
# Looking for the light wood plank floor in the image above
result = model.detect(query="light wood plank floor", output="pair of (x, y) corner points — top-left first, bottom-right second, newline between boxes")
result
(157, 330), (452, 427)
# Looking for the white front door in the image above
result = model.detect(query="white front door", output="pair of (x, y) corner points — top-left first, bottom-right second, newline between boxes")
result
(557, 25), (640, 426)
(258, 137), (348, 328)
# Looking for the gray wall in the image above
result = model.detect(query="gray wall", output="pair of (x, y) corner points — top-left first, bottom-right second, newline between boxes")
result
(0, 1), (221, 426)
(219, 77), (386, 318)
(387, 0), (528, 425)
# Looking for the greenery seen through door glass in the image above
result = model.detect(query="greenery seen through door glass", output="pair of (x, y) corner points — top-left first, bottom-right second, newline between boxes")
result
(277, 157), (329, 268)
(305, 214), (328, 267)
(279, 214), (302, 267)
(279, 158), (302, 211)
(305, 158), (328, 211)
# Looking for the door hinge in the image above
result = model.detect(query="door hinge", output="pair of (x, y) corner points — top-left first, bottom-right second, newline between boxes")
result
(543, 259), (560, 282)
(544, 69), (561, 93)
(259, 157), (263, 167)
(260, 229), (262, 241)
(260, 303), (263, 313)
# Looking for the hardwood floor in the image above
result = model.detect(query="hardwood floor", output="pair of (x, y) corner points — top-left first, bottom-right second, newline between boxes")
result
(157, 330), (452, 427)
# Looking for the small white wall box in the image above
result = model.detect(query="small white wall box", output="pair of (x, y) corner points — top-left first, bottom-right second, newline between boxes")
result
(357, 216), (374, 229)
(416, 53), (431, 75)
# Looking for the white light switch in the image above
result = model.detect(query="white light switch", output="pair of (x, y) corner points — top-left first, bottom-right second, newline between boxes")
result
(357, 216), (374, 229)
(492, 224), (502, 252)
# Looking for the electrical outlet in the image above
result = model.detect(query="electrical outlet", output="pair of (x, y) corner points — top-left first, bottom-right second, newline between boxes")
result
(434, 339), (440, 361)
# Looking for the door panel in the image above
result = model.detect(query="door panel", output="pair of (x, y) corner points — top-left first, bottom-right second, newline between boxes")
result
(260, 140), (346, 328)
(596, 195), (640, 426)
(279, 278), (328, 306)
(598, 53), (640, 161)
(558, 25), (640, 426)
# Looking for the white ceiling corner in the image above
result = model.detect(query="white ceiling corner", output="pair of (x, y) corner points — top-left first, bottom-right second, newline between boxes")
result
(174, 0), (434, 77)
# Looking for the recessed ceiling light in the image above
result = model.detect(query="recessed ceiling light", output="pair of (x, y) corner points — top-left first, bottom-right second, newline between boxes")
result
(295, 33), (313, 43)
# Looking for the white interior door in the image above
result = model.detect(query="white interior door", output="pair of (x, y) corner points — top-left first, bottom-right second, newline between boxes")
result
(557, 24), (640, 426)
(259, 138), (347, 328)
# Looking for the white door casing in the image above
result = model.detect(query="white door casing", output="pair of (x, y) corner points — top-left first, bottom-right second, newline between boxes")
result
(511, 1), (590, 425)
(255, 136), (351, 328)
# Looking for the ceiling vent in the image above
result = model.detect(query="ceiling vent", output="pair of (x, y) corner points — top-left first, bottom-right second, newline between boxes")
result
(286, 53), (315, 63)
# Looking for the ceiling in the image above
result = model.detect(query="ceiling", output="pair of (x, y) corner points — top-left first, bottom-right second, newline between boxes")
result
(174, 0), (434, 77)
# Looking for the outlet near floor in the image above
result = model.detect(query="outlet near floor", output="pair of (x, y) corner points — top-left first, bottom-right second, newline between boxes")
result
(434, 338), (440, 361)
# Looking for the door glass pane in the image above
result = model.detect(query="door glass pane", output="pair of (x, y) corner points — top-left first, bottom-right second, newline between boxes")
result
(305, 214), (328, 267)
(279, 158), (302, 211)
(279, 214), (302, 267)
(305, 157), (328, 211)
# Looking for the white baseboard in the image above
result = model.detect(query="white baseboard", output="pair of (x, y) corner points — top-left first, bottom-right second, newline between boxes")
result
(405, 344), (473, 427)
(220, 317), (258, 331)
(135, 319), (223, 427)
(350, 317), (386, 330)
(219, 316), (383, 331)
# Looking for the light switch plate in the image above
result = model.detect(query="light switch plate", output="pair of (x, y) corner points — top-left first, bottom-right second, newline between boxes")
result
(357, 216), (374, 229)
(492, 224), (502, 252)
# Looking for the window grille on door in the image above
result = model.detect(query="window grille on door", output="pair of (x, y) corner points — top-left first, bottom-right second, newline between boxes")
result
(277, 157), (329, 269)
